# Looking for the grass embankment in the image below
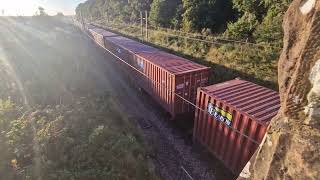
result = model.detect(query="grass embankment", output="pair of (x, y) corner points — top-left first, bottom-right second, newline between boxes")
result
(0, 95), (157, 180)
(0, 16), (159, 180)
(94, 21), (281, 90)
(0, 92), (158, 179)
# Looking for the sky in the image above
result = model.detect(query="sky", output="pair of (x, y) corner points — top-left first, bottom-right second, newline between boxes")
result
(0, 0), (86, 16)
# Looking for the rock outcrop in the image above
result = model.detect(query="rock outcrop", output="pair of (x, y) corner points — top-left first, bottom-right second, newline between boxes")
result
(240, 0), (320, 179)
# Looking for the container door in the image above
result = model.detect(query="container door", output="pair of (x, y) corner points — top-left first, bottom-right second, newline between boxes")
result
(174, 75), (188, 115)
(174, 70), (209, 116)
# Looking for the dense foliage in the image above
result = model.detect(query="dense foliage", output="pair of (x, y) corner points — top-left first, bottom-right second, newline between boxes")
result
(149, 0), (182, 28)
(76, 0), (152, 23)
(181, 0), (234, 32)
(76, 0), (291, 37)
(227, 0), (291, 41)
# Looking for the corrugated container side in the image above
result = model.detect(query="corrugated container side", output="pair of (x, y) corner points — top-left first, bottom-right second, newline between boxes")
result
(104, 36), (136, 65)
(138, 58), (175, 114)
(102, 32), (210, 118)
(131, 53), (210, 118)
(193, 80), (280, 174)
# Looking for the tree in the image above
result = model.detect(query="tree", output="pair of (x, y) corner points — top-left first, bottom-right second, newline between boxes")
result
(253, 0), (291, 43)
(56, 12), (64, 17)
(232, 0), (264, 17)
(127, 0), (152, 22)
(149, 0), (182, 28)
(38, 6), (47, 16)
(227, 0), (292, 40)
(226, 12), (258, 39)
(181, 0), (234, 32)
(76, 0), (153, 23)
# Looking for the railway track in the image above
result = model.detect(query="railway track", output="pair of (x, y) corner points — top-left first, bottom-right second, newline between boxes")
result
(131, 94), (218, 180)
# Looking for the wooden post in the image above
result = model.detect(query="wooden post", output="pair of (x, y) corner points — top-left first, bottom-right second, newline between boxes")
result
(140, 11), (143, 39)
(145, 11), (148, 41)
(80, 11), (85, 29)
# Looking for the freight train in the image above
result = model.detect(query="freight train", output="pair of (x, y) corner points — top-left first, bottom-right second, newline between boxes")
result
(83, 23), (280, 175)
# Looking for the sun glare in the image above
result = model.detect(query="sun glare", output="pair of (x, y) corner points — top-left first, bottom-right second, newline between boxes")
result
(0, 0), (77, 16)
(0, 0), (40, 16)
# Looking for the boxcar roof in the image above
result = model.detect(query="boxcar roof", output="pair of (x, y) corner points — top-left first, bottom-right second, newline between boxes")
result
(202, 79), (280, 123)
(90, 28), (118, 37)
(107, 36), (159, 53)
(86, 24), (96, 29)
(136, 51), (209, 74)
(106, 35), (209, 74)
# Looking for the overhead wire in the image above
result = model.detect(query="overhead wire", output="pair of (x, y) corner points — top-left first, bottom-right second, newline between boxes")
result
(149, 24), (282, 47)
(102, 22), (280, 48)
(150, 24), (281, 47)
(149, 24), (254, 44)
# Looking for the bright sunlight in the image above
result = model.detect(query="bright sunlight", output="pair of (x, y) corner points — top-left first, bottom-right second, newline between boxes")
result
(0, 0), (83, 16)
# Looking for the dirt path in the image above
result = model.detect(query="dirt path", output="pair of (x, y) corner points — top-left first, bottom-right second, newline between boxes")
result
(0, 17), (232, 180)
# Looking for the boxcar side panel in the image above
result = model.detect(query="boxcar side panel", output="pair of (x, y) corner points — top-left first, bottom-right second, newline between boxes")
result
(193, 83), (277, 174)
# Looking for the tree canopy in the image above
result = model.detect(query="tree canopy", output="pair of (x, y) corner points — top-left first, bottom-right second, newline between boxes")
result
(149, 0), (182, 28)
(76, 0), (291, 40)
(38, 6), (47, 16)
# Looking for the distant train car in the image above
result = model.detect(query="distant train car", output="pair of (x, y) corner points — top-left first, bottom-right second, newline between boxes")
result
(86, 26), (211, 119)
(85, 23), (96, 31)
(103, 35), (159, 65)
(89, 28), (118, 47)
(193, 79), (280, 174)
(131, 50), (210, 118)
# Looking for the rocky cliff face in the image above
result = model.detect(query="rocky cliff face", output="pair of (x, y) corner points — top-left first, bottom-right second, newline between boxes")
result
(279, 0), (320, 123)
(241, 0), (320, 179)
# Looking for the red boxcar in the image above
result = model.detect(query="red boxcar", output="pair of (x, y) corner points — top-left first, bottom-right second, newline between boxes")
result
(102, 34), (210, 118)
(104, 36), (159, 64)
(134, 51), (210, 118)
(193, 79), (280, 174)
